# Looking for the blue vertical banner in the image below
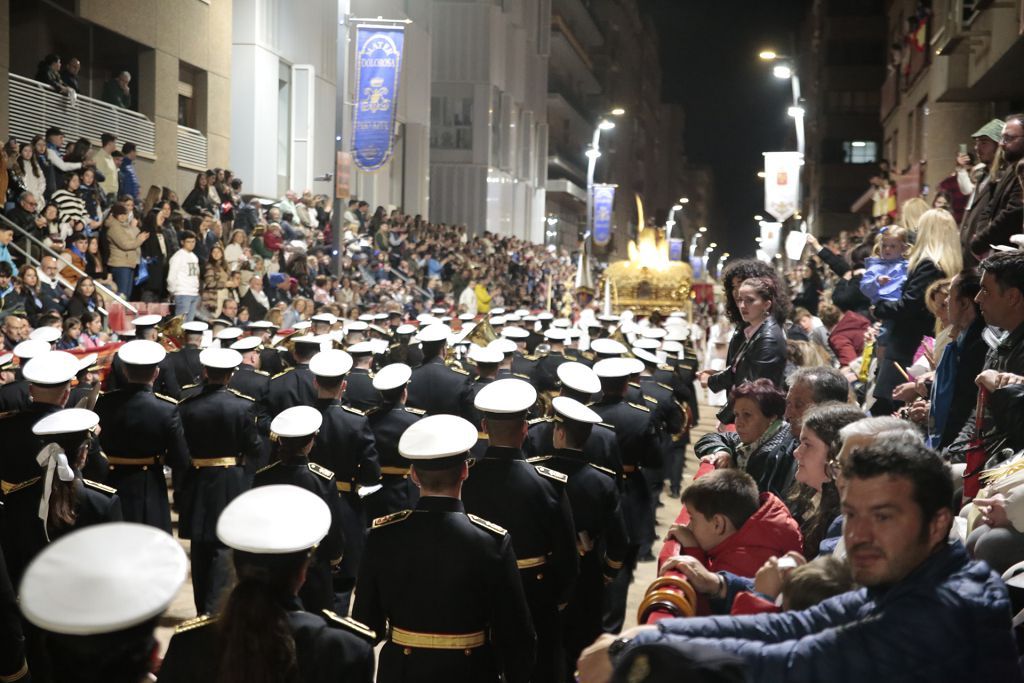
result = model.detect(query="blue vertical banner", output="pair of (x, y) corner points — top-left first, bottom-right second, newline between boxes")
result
(689, 255), (704, 280)
(352, 25), (405, 172)
(668, 238), (684, 261)
(592, 184), (616, 246)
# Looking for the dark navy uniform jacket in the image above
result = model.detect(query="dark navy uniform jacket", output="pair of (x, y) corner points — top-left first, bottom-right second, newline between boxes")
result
(591, 395), (660, 545)
(407, 356), (471, 416)
(176, 384), (262, 542)
(353, 496), (535, 683)
(343, 367), (381, 413)
(266, 363), (316, 416)
(532, 448), (628, 661)
(310, 397), (380, 581)
(93, 384), (190, 532)
(525, 417), (623, 476)
(461, 445), (579, 683)
(169, 345), (203, 389)
(159, 598), (375, 683)
(364, 401), (422, 520)
(0, 401), (63, 488)
(1, 477), (122, 587)
(254, 457), (347, 613)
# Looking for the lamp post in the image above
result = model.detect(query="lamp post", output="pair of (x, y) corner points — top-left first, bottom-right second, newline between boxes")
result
(759, 51), (804, 156)
(702, 243), (716, 282)
(585, 110), (626, 247)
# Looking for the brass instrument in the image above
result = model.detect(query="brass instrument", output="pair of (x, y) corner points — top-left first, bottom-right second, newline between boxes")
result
(156, 315), (184, 351)
(464, 318), (499, 347)
(272, 329), (302, 355)
(447, 318), (500, 366)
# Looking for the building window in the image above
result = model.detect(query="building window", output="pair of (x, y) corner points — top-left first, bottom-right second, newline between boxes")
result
(178, 63), (198, 129)
(843, 140), (878, 164)
(430, 95), (473, 150)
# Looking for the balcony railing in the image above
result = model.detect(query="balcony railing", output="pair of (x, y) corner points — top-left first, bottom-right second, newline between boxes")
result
(177, 125), (209, 170)
(9, 73), (156, 156)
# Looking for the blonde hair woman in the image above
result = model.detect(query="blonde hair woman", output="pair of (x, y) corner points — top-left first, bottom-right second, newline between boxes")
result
(870, 208), (961, 415)
(900, 197), (930, 231)
(910, 209), (963, 279)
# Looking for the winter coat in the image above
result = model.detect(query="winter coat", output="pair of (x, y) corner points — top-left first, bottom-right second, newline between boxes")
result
(680, 493), (802, 579)
(694, 427), (797, 498)
(707, 317), (787, 423)
(117, 157), (140, 202)
(860, 257), (908, 304)
(828, 311), (870, 366)
(971, 166), (1024, 257)
(104, 214), (145, 268)
(872, 258), (943, 401)
(627, 542), (1022, 683)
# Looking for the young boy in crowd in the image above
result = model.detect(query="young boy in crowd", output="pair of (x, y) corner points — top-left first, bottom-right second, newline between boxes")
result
(655, 469), (803, 616)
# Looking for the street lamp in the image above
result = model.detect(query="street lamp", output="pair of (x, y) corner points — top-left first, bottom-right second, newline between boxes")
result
(754, 214), (764, 221)
(772, 64), (793, 80)
(679, 197), (690, 204)
(698, 226), (707, 233)
(758, 50), (804, 156)
(689, 232), (703, 260)
(585, 108), (626, 253)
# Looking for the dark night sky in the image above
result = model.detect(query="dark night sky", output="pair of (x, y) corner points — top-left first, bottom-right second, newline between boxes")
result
(642, 0), (812, 257)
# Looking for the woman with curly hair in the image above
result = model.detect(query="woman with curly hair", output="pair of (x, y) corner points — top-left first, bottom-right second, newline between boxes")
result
(698, 259), (789, 424)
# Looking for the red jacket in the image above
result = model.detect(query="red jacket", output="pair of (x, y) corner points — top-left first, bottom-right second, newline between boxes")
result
(679, 492), (803, 578)
(652, 491), (802, 618)
(828, 310), (870, 366)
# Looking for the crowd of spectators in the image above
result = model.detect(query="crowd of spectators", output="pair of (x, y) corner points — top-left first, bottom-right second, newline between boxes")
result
(568, 112), (1024, 681)
(0, 122), (580, 349)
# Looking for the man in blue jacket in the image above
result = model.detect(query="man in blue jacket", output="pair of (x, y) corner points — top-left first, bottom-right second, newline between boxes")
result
(578, 438), (1022, 683)
(118, 142), (141, 202)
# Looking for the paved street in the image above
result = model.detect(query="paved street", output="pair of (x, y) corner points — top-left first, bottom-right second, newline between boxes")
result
(154, 393), (713, 653)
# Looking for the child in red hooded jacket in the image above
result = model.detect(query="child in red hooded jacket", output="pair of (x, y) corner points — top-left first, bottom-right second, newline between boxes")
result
(651, 469), (803, 618)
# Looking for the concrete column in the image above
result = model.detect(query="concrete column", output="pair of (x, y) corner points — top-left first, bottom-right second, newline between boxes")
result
(137, 48), (180, 191)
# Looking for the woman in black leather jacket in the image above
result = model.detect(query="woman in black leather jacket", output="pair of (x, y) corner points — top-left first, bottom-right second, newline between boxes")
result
(700, 260), (789, 423)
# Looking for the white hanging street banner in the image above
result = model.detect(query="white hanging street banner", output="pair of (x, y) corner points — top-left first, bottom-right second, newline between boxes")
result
(785, 230), (808, 261)
(763, 151), (802, 222)
(759, 221), (782, 261)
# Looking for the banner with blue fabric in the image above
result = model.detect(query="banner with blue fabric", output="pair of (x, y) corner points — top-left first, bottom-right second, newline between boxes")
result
(352, 25), (405, 171)
(592, 184), (616, 246)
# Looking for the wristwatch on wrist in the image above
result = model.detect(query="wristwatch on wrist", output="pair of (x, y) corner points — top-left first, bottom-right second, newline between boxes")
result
(608, 636), (631, 664)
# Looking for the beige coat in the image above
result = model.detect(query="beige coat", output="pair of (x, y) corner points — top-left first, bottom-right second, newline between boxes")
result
(105, 214), (146, 268)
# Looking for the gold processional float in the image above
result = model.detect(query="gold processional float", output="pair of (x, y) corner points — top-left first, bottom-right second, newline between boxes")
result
(575, 194), (693, 317)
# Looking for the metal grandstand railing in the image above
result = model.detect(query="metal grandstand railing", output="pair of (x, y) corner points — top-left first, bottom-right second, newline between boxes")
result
(0, 212), (138, 314)
(8, 73), (156, 156)
(176, 125), (208, 170)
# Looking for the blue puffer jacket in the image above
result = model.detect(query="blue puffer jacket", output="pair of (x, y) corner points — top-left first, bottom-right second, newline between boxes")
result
(628, 541), (1021, 683)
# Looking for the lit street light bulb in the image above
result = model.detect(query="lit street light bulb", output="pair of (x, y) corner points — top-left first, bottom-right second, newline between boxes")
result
(773, 64), (793, 79)
(759, 50), (778, 61)
(787, 106), (805, 118)
(598, 120), (616, 131)
(754, 214), (764, 221)
(679, 197), (690, 204)
(698, 226), (707, 233)
(671, 204), (682, 212)
(610, 107), (626, 116)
